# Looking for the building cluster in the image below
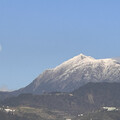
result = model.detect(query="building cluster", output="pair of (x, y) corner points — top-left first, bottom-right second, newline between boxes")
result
(102, 107), (118, 111)
(0, 106), (15, 114)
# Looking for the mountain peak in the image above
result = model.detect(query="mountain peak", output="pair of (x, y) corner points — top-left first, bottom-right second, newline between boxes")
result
(54, 54), (95, 71)
(77, 53), (87, 59)
(68, 54), (95, 64)
(79, 53), (86, 57)
(75, 53), (94, 60)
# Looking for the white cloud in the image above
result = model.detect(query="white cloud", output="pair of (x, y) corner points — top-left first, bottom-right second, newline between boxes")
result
(0, 85), (12, 92)
(0, 44), (2, 52)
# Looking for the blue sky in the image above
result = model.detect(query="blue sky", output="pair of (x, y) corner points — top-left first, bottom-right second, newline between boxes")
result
(0, 0), (120, 91)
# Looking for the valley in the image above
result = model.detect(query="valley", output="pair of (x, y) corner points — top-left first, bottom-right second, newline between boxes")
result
(1, 82), (120, 120)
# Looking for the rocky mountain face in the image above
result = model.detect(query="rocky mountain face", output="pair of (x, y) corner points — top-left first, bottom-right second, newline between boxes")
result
(18, 54), (120, 94)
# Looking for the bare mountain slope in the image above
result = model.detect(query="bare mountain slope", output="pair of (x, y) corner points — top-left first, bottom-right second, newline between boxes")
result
(19, 54), (120, 94)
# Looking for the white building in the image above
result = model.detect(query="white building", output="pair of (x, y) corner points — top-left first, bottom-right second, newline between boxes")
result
(102, 107), (118, 111)
(4, 108), (15, 113)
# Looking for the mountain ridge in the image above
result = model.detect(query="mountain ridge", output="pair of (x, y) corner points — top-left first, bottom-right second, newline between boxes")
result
(18, 54), (120, 94)
(2, 82), (120, 114)
(0, 54), (120, 98)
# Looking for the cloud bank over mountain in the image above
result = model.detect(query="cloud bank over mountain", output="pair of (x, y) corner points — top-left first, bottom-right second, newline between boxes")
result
(0, 85), (12, 92)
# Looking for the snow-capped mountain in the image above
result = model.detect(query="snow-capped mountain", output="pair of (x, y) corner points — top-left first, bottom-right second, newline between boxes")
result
(20, 54), (120, 94)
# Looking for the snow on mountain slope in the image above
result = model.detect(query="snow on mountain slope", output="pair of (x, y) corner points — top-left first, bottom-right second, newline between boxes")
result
(20, 54), (120, 94)
(113, 57), (120, 63)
